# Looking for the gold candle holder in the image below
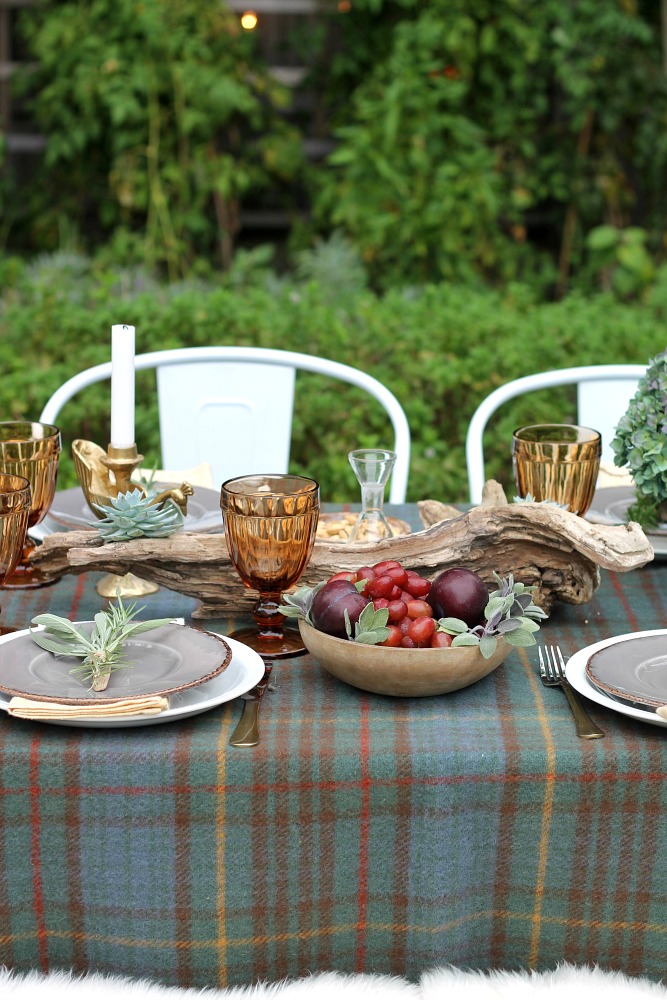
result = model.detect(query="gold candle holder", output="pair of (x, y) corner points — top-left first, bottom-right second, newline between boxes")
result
(72, 439), (193, 599)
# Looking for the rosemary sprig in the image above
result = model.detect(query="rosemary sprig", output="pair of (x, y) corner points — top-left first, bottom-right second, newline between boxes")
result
(30, 596), (172, 692)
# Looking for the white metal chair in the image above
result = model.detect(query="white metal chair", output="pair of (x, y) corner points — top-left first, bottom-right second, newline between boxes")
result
(39, 346), (411, 502)
(465, 364), (646, 505)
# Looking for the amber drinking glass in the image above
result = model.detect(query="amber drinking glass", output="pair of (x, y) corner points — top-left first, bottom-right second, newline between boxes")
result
(221, 474), (320, 659)
(0, 422), (61, 588)
(0, 474), (31, 632)
(512, 424), (601, 516)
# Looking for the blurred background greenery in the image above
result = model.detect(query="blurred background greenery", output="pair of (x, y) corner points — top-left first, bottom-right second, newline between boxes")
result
(1, 0), (666, 500)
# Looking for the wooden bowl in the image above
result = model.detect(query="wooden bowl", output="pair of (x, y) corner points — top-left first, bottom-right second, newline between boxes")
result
(298, 620), (510, 697)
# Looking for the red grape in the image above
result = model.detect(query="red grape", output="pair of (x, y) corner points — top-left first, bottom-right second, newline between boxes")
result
(405, 599), (432, 620)
(430, 631), (454, 648)
(405, 575), (431, 598)
(328, 571), (358, 584)
(408, 616), (436, 646)
(367, 575), (394, 599)
(372, 560), (402, 574)
(387, 600), (408, 623)
(379, 626), (403, 647)
(386, 566), (408, 588)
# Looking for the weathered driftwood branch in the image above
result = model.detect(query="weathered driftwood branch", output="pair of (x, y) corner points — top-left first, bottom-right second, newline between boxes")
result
(31, 482), (653, 618)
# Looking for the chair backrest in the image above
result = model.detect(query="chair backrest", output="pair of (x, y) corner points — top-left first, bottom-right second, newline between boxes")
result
(465, 364), (646, 505)
(39, 346), (411, 502)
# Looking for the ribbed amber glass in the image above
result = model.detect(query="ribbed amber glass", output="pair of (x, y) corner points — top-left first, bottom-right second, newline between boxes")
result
(512, 424), (601, 516)
(221, 475), (320, 659)
(0, 422), (61, 587)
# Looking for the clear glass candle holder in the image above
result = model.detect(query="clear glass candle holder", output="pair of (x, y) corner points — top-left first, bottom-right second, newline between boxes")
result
(347, 448), (396, 543)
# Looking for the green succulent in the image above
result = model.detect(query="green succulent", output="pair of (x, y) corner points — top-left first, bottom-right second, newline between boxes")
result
(92, 488), (184, 541)
(612, 351), (667, 521)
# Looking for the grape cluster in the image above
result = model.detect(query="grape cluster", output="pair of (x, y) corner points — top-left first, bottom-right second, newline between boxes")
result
(327, 559), (452, 649)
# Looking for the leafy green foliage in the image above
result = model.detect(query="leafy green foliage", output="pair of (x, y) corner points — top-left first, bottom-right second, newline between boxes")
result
(0, 0), (665, 292)
(13, 0), (306, 276)
(612, 349), (667, 515)
(1, 255), (666, 503)
(314, 0), (667, 291)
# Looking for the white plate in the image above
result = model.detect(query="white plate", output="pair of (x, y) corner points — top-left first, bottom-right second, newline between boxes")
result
(586, 486), (667, 555)
(0, 632), (264, 728)
(565, 630), (667, 729)
(32, 484), (223, 540)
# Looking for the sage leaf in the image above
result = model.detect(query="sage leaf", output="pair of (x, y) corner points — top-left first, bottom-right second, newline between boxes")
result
(451, 633), (481, 647)
(437, 617), (469, 635)
(479, 634), (498, 659)
(503, 628), (538, 647)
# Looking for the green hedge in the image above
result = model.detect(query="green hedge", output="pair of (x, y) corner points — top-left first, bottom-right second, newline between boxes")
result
(3, 256), (665, 503)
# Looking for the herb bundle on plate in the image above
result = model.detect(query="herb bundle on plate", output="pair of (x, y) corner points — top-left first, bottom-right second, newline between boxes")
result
(30, 596), (171, 692)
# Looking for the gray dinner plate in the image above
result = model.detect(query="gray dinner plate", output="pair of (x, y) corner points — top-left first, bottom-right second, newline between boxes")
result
(0, 623), (232, 704)
(585, 633), (667, 710)
(36, 484), (223, 538)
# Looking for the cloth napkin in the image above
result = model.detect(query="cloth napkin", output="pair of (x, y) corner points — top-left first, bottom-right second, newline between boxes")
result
(7, 695), (170, 720)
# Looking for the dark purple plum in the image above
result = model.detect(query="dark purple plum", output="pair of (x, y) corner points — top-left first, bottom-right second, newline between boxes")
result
(426, 567), (488, 627)
(311, 580), (369, 639)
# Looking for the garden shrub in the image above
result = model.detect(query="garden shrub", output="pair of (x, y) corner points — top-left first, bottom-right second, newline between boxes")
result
(2, 256), (664, 503)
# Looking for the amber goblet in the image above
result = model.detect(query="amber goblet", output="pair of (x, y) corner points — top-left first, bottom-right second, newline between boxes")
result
(0, 474), (32, 633)
(512, 424), (601, 516)
(0, 422), (61, 588)
(221, 474), (320, 659)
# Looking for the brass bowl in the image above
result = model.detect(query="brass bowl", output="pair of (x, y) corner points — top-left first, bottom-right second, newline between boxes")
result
(298, 620), (510, 697)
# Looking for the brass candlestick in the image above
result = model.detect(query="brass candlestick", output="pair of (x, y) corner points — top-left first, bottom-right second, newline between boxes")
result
(72, 439), (193, 598)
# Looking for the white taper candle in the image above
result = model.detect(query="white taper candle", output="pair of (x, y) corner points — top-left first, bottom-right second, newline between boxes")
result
(110, 324), (136, 448)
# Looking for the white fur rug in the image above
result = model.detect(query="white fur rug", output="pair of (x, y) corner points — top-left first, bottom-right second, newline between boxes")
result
(1, 964), (665, 999)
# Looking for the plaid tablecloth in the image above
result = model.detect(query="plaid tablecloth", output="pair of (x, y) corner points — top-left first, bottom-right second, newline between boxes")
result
(0, 520), (666, 988)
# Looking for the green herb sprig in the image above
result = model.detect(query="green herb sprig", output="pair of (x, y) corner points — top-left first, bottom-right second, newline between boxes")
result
(30, 596), (172, 692)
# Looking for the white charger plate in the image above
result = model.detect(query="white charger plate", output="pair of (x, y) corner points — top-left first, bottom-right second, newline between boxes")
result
(565, 630), (667, 729)
(0, 631), (264, 728)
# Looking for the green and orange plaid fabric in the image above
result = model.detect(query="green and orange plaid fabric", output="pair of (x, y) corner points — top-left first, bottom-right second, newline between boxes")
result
(0, 553), (665, 989)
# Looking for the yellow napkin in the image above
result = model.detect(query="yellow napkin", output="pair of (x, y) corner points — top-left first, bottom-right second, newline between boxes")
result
(8, 695), (169, 720)
(133, 463), (214, 489)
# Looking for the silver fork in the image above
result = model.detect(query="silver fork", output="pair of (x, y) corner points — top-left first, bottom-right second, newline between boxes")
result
(538, 645), (605, 740)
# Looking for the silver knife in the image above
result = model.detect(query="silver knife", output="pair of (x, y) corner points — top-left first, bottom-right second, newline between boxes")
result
(229, 667), (272, 747)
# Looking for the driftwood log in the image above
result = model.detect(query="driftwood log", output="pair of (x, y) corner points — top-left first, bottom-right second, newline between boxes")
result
(31, 481), (654, 618)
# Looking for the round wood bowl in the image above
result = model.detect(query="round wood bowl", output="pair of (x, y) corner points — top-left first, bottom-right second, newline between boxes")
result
(298, 620), (510, 697)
